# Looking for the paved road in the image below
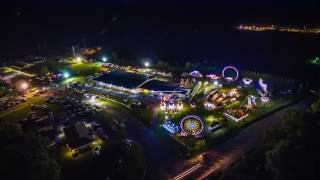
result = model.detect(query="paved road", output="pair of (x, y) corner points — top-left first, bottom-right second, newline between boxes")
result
(171, 97), (313, 180)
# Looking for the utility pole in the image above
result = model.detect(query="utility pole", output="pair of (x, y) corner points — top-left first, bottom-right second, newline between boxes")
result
(72, 46), (76, 57)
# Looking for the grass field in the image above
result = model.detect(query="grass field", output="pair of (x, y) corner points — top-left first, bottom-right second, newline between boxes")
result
(62, 76), (86, 85)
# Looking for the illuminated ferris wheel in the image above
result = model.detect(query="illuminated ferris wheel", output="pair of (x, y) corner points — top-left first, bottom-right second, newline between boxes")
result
(222, 66), (239, 81)
(180, 115), (204, 136)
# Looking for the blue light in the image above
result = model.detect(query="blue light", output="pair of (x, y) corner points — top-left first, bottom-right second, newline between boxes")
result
(188, 122), (195, 129)
(162, 121), (179, 134)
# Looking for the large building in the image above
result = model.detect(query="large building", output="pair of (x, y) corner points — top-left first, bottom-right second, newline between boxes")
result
(63, 122), (94, 154)
(94, 71), (190, 99)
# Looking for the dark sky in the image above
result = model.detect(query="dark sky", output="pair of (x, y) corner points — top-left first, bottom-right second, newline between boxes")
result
(0, 0), (319, 60)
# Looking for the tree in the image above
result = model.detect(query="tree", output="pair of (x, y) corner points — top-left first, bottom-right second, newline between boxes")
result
(0, 123), (61, 180)
(221, 101), (320, 180)
(41, 66), (50, 75)
(310, 98), (320, 112)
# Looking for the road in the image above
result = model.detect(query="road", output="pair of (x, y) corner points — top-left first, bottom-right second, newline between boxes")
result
(171, 97), (312, 180)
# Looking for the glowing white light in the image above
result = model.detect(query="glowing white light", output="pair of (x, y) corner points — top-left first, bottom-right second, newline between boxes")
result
(102, 57), (107, 62)
(76, 56), (81, 61)
(21, 82), (28, 90)
(259, 78), (268, 93)
(261, 96), (270, 103)
(206, 74), (220, 80)
(213, 81), (219, 86)
(242, 78), (253, 85)
(168, 102), (175, 110)
(144, 62), (150, 67)
(190, 70), (203, 78)
(160, 102), (166, 111)
(63, 72), (70, 78)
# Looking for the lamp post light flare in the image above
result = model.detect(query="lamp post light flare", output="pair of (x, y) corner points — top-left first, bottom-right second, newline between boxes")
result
(21, 82), (28, 90)
(144, 62), (150, 68)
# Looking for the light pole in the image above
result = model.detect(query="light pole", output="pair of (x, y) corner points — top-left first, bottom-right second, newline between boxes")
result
(144, 61), (150, 68)
(72, 46), (76, 58)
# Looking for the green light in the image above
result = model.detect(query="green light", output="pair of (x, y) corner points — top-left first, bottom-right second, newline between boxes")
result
(308, 57), (320, 65)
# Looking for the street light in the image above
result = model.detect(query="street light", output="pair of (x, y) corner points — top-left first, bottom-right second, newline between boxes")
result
(144, 62), (150, 68)
(63, 72), (70, 78)
(102, 57), (107, 62)
(76, 56), (82, 62)
(21, 82), (29, 90)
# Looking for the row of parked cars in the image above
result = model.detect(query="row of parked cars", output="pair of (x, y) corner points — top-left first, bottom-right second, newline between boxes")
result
(0, 96), (27, 111)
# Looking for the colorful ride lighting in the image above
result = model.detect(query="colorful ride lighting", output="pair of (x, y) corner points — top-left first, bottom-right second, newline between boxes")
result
(222, 66), (239, 81)
(228, 88), (238, 96)
(162, 121), (180, 134)
(177, 102), (183, 110)
(180, 115), (204, 136)
(242, 78), (253, 85)
(204, 102), (216, 109)
(160, 102), (166, 111)
(168, 102), (175, 110)
(259, 78), (268, 93)
(189, 70), (203, 78)
(261, 96), (270, 103)
(206, 74), (220, 80)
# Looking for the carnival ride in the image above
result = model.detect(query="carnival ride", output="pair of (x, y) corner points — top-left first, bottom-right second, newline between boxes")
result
(242, 78), (253, 85)
(224, 95), (257, 122)
(206, 74), (220, 80)
(162, 121), (180, 134)
(258, 78), (271, 103)
(204, 88), (241, 110)
(189, 70), (203, 78)
(160, 97), (184, 113)
(222, 66), (239, 81)
(180, 115), (204, 136)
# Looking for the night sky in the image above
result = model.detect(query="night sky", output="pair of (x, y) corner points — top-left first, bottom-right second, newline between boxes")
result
(0, 0), (319, 77)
